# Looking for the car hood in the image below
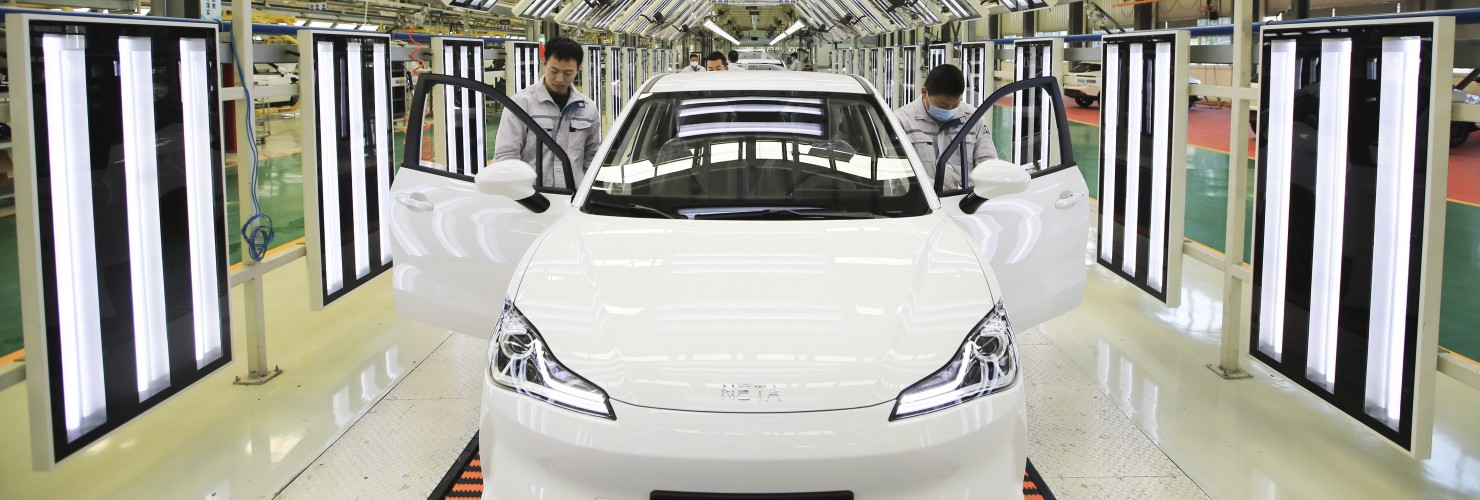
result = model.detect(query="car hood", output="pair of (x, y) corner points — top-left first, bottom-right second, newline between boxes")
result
(509, 213), (999, 413)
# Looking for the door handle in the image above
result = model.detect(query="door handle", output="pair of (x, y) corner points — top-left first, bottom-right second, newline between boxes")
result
(1053, 191), (1084, 210)
(395, 193), (434, 212)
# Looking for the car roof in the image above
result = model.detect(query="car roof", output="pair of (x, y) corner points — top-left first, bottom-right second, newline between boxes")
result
(647, 72), (868, 95)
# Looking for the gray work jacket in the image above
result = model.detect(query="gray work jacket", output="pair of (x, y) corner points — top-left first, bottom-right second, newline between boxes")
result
(893, 98), (999, 192)
(493, 78), (602, 190)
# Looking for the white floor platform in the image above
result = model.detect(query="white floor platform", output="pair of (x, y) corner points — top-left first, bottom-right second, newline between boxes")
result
(3, 247), (1479, 499)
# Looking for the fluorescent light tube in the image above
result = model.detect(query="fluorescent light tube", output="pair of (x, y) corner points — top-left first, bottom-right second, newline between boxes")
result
(704, 19), (740, 45)
(443, 47), (461, 172)
(43, 33), (109, 440)
(1148, 42), (1172, 291)
(473, 46), (486, 176)
(346, 42), (372, 280)
(1366, 36), (1421, 428)
(1099, 45), (1120, 263)
(770, 20), (806, 46)
(316, 40), (345, 293)
(1307, 38), (1352, 391)
(1039, 45), (1051, 165)
(1014, 45), (1024, 165)
(1257, 39), (1298, 362)
(374, 43), (393, 265)
(179, 38), (224, 368)
(119, 36), (172, 400)
(1122, 43), (1144, 277)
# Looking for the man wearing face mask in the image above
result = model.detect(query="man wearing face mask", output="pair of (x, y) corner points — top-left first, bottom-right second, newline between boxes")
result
(685, 53), (706, 72)
(494, 37), (601, 190)
(893, 64), (998, 191)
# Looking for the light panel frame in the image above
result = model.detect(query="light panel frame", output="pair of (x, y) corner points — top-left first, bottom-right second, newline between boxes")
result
(1250, 17), (1453, 458)
(299, 30), (396, 310)
(1094, 31), (1189, 306)
(505, 41), (543, 97)
(961, 41), (994, 108)
(1011, 38), (1063, 171)
(432, 37), (489, 177)
(9, 14), (231, 468)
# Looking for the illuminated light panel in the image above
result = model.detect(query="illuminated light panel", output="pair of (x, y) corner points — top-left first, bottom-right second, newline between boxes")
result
(179, 37), (224, 368)
(315, 39), (345, 294)
(374, 43), (393, 265)
(1013, 45), (1024, 165)
(1099, 45), (1121, 263)
(1366, 36), (1422, 428)
(42, 32), (109, 441)
(1121, 42), (1144, 278)
(1307, 38), (1352, 391)
(1147, 42), (1172, 291)
(347, 42), (371, 280)
(119, 36), (172, 399)
(442, 47), (461, 174)
(1038, 45), (1052, 165)
(1257, 39), (1297, 362)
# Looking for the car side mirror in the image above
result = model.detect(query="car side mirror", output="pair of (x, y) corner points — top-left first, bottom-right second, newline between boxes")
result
(475, 160), (551, 213)
(960, 159), (1030, 214)
(970, 159), (1030, 199)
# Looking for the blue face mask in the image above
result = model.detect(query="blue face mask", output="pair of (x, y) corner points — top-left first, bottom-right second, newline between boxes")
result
(927, 103), (958, 122)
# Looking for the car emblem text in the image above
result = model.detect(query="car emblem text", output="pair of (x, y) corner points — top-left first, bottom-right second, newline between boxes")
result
(720, 384), (782, 402)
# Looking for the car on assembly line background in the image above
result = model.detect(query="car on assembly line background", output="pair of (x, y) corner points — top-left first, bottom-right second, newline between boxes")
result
(388, 71), (1090, 499)
(1064, 61), (1202, 108)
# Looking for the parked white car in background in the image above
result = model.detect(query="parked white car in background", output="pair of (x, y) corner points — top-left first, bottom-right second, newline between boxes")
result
(1064, 61), (1202, 108)
(389, 72), (1089, 499)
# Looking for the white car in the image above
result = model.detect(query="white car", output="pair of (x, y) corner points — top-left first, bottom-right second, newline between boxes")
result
(389, 72), (1089, 499)
(1064, 61), (1202, 108)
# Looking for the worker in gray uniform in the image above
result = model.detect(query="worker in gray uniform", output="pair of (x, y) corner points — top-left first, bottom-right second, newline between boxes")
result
(893, 64), (998, 191)
(494, 37), (601, 190)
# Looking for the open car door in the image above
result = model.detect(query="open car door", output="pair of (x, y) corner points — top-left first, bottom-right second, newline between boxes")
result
(389, 74), (578, 339)
(936, 77), (1090, 329)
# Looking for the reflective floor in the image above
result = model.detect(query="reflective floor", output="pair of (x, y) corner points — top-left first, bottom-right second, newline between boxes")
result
(0, 259), (448, 499)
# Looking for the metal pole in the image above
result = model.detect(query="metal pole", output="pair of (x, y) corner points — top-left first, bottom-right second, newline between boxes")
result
(232, 0), (281, 385)
(1209, 0), (1253, 380)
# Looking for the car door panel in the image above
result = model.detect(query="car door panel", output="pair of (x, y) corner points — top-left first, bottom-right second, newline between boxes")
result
(388, 73), (578, 339)
(390, 168), (569, 338)
(942, 167), (1088, 329)
(937, 76), (1090, 330)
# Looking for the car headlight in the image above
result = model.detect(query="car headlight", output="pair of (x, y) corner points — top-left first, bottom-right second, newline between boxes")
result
(890, 300), (1019, 421)
(489, 301), (615, 420)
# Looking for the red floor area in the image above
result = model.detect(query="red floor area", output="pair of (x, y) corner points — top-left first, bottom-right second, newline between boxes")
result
(1449, 132), (1480, 205)
(1051, 99), (1480, 205)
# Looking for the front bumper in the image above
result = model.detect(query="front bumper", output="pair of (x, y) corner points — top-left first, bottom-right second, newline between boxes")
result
(479, 369), (1027, 499)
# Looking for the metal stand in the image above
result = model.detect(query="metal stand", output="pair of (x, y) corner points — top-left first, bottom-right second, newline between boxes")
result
(1212, 0), (1255, 381)
(229, 0), (279, 387)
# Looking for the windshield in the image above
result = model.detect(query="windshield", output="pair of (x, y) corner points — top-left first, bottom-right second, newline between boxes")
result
(582, 91), (931, 220)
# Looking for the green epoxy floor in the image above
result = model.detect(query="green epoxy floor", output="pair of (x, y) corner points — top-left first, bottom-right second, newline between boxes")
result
(1, 114), (1477, 361)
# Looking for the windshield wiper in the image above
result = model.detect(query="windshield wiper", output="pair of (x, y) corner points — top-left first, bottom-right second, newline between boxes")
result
(586, 200), (679, 219)
(693, 208), (881, 220)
